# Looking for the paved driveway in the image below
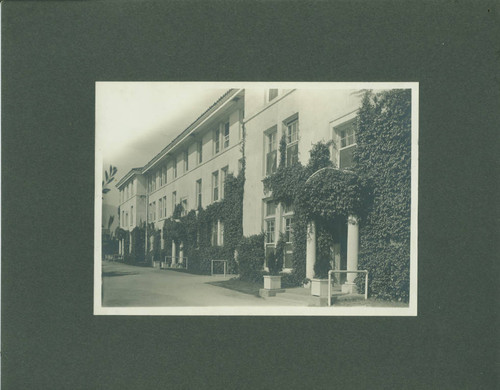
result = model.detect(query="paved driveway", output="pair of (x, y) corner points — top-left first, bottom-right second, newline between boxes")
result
(102, 261), (302, 307)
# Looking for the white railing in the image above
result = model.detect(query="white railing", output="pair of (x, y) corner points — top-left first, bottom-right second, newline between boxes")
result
(211, 260), (227, 277)
(162, 256), (188, 270)
(327, 270), (368, 307)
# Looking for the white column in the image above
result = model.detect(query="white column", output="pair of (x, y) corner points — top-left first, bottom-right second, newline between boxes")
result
(179, 242), (184, 265)
(119, 239), (122, 255)
(171, 240), (177, 266)
(342, 215), (359, 294)
(306, 220), (316, 281)
(161, 228), (164, 250)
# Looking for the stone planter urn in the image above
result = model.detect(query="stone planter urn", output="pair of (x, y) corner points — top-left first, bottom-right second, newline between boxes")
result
(311, 278), (329, 297)
(263, 275), (282, 290)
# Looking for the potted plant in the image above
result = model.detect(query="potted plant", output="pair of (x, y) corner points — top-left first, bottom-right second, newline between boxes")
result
(311, 230), (331, 297)
(263, 251), (282, 289)
(263, 234), (285, 290)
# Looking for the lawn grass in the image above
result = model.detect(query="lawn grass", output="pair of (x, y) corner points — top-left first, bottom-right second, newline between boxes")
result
(206, 278), (262, 297)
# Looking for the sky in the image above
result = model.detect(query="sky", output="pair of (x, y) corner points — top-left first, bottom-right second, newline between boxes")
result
(96, 83), (229, 206)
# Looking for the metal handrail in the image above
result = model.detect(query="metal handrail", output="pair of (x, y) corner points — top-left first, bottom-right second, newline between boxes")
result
(162, 256), (188, 270)
(327, 270), (368, 306)
(211, 259), (227, 277)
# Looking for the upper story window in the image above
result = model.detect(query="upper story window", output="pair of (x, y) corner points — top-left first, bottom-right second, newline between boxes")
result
(161, 165), (167, 186)
(197, 142), (203, 164)
(285, 117), (299, 166)
(150, 174), (156, 192)
(158, 198), (163, 219)
(196, 179), (202, 209)
(265, 127), (277, 176)
(131, 206), (134, 226)
(214, 128), (220, 155)
(173, 157), (177, 179)
(335, 118), (357, 169)
(212, 170), (219, 202)
(268, 89), (278, 101)
(163, 196), (167, 218)
(184, 150), (189, 172)
(223, 122), (230, 149)
(172, 191), (177, 214)
(180, 197), (188, 217)
(221, 166), (228, 199)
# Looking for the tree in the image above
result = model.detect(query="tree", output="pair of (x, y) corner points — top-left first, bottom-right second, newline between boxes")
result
(102, 164), (118, 195)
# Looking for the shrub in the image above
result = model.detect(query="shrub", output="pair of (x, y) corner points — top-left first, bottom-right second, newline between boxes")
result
(237, 234), (265, 282)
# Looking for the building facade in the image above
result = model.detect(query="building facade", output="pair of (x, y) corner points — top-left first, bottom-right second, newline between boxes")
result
(115, 88), (366, 283)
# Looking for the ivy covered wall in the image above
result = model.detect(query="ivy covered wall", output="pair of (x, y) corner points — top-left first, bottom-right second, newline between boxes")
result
(262, 89), (412, 301)
(354, 89), (412, 301)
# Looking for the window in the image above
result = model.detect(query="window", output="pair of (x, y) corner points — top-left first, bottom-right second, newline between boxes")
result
(131, 206), (134, 226)
(219, 221), (224, 246)
(196, 179), (202, 208)
(211, 221), (218, 246)
(122, 210), (125, 227)
(285, 118), (299, 166)
(152, 201), (156, 221)
(148, 204), (152, 221)
(151, 173), (156, 192)
(211, 220), (224, 246)
(212, 171), (219, 202)
(264, 200), (276, 245)
(336, 119), (357, 169)
(173, 157), (177, 178)
(223, 121), (230, 149)
(284, 217), (293, 243)
(163, 196), (167, 218)
(265, 128), (277, 175)
(266, 200), (277, 217)
(180, 197), (188, 217)
(221, 166), (228, 199)
(214, 129), (220, 154)
(172, 191), (176, 214)
(239, 109), (244, 140)
(158, 198), (163, 219)
(266, 220), (275, 244)
(197, 142), (203, 164)
(184, 150), (189, 172)
(268, 89), (278, 101)
(125, 212), (129, 227)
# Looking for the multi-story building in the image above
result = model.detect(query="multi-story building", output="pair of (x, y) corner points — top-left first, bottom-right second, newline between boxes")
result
(243, 88), (361, 279)
(115, 168), (148, 254)
(116, 89), (245, 258)
(114, 88), (377, 285)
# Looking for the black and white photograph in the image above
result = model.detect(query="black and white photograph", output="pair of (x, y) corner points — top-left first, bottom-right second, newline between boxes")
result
(95, 82), (418, 316)
(4, 1), (497, 388)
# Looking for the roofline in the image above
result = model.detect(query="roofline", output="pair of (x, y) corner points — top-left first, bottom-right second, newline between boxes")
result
(142, 88), (244, 174)
(115, 168), (143, 189)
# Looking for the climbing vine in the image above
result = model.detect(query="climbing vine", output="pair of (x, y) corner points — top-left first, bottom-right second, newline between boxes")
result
(261, 89), (411, 302)
(159, 164), (245, 274)
(353, 89), (412, 301)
